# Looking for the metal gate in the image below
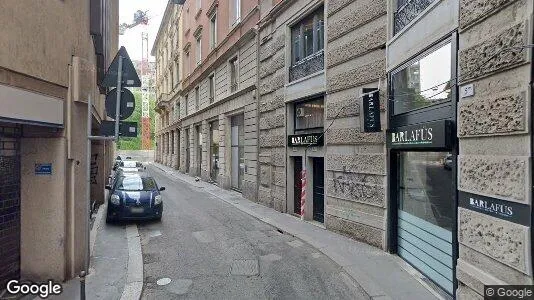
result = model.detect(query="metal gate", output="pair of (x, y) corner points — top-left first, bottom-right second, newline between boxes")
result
(0, 125), (21, 290)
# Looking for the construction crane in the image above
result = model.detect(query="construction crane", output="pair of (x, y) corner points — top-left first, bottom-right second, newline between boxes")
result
(119, 10), (152, 150)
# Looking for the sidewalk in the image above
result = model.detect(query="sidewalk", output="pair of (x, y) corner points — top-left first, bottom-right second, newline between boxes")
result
(46, 203), (130, 300)
(151, 162), (442, 300)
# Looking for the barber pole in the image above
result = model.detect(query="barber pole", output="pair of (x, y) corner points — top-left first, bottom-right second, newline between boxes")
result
(300, 169), (306, 220)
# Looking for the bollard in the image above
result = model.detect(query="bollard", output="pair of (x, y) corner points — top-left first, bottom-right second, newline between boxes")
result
(80, 270), (86, 300)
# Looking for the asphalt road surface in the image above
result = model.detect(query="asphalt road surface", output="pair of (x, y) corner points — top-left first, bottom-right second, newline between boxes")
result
(138, 165), (365, 300)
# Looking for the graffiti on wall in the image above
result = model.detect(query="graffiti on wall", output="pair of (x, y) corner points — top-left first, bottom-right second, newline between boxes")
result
(331, 171), (383, 202)
(90, 153), (98, 184)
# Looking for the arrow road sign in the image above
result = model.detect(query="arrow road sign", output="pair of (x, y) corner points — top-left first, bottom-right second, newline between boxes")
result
(99, 121), (138, 138)
(105, 88), (136, 120)
(101, 46), (141, 88)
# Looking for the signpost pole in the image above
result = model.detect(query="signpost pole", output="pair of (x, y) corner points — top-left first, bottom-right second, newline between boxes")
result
(114, 56), (123, 141)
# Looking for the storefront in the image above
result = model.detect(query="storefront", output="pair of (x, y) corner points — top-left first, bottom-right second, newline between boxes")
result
(387, 37), (457, 295)
(286, 95), (325, 223)
(184, 128), (190, 173)
(230, 114), (244, 191)
(209, 120), (219, 183)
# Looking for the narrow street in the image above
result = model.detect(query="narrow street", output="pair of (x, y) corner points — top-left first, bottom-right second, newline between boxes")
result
(136, 165), (364, 299)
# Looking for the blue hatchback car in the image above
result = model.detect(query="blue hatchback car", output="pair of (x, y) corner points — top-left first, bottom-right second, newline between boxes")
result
(106, 172), (165, 223)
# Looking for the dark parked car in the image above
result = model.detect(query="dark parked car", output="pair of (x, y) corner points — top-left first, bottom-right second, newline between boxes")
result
(106, 173), (165, 223)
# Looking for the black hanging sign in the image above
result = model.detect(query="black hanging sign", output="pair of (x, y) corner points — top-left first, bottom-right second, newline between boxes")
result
(459, 191), (530, 226)
(288, 133), (323, 147)
(387, 120), (453, 150)
(362, 88), (381, 132)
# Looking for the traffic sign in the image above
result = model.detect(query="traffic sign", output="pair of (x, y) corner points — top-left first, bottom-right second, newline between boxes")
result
(101, 46), (141, 88)
(99, 121), (138, 137)
(105, 88), (135, 120)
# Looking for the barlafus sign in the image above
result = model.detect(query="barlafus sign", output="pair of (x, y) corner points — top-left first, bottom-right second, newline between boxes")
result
(288, 133), (323, 147)
(387, 120), (452, 149)
(459, 192), (530, 226)
(362, 88), (381, 132)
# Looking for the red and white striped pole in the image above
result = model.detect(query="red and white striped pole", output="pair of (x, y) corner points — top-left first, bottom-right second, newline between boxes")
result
(300, 167), (306, 220)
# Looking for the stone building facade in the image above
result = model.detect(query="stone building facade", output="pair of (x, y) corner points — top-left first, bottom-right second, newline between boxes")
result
(455, 0), (533, 298)
(154, 0), (260, 200)
(0, 0), (118, 288)
(154, 2), (183, 169)
(154, 0), (534, 297)
(386, 0), (533, 297)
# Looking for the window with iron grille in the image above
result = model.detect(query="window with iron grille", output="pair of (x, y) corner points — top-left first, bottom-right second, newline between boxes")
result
(289, 5), (324, 82)
(393, 0), (436, 35)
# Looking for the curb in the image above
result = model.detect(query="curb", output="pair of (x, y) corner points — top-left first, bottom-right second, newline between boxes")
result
(89, 202), (106, 257)
(120, 225), (144, 300)
(148, 163), (377, 299)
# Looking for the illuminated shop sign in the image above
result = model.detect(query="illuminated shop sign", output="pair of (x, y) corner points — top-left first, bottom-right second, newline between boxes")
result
(387, 120), (452, 149)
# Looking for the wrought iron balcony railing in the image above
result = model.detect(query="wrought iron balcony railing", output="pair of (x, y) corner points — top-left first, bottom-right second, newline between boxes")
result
(393, 0), (436, 35)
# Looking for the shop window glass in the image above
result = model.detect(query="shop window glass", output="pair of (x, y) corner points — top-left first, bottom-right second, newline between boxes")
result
(391, 43), (451, 115)
(295, 97), (324, 130)
(399, 151), (454, 230)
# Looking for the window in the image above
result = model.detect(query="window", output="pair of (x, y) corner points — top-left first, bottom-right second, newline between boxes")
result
(210, 14), (217, 49)
(195, 86), (200, 110)
(291, 6), (324, 65)
(294, 97), (324, 130)
(208, 74), (215, 103)
(171, 131), (175, 154)
(229, 56), (238, 92)
(196, 36), (202, 65)
(174, 101), (180, 120)
(230, 0), (240, 25)
(185, 51), (190, 76)
(184, 94), (189, 115)
(391, 42), (452, 115)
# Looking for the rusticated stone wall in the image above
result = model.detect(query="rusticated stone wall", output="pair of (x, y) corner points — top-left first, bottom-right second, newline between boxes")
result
(457, 0), (533, 297)
(324, 0), (387, 249)
(257, 10), (287, 211)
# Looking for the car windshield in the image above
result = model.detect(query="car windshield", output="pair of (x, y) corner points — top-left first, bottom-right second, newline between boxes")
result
(115, 176), (157, 191)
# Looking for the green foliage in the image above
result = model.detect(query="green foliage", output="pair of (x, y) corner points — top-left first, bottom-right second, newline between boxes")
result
(117, 88), (156, 150)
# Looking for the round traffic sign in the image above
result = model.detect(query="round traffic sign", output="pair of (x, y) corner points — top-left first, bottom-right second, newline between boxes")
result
(105, 88), (136, 120)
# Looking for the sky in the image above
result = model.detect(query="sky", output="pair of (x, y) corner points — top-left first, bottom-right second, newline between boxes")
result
(119, 0), (168, 62)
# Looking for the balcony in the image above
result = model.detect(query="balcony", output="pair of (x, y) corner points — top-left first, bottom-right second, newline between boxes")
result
(289, 50), (324, 83)
(393, 0), (436, 35)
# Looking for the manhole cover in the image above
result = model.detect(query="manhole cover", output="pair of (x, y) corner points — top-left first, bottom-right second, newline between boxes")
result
(157, 278), (172, 286)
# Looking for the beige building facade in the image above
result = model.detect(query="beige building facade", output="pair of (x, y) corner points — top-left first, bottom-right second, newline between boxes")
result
(155, 0), (260, 200)
(0, 0), (118, 289)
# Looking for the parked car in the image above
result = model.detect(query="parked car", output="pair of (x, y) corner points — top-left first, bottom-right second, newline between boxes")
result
(106, 172), (165, 222)
(443, 154), (453, 170)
